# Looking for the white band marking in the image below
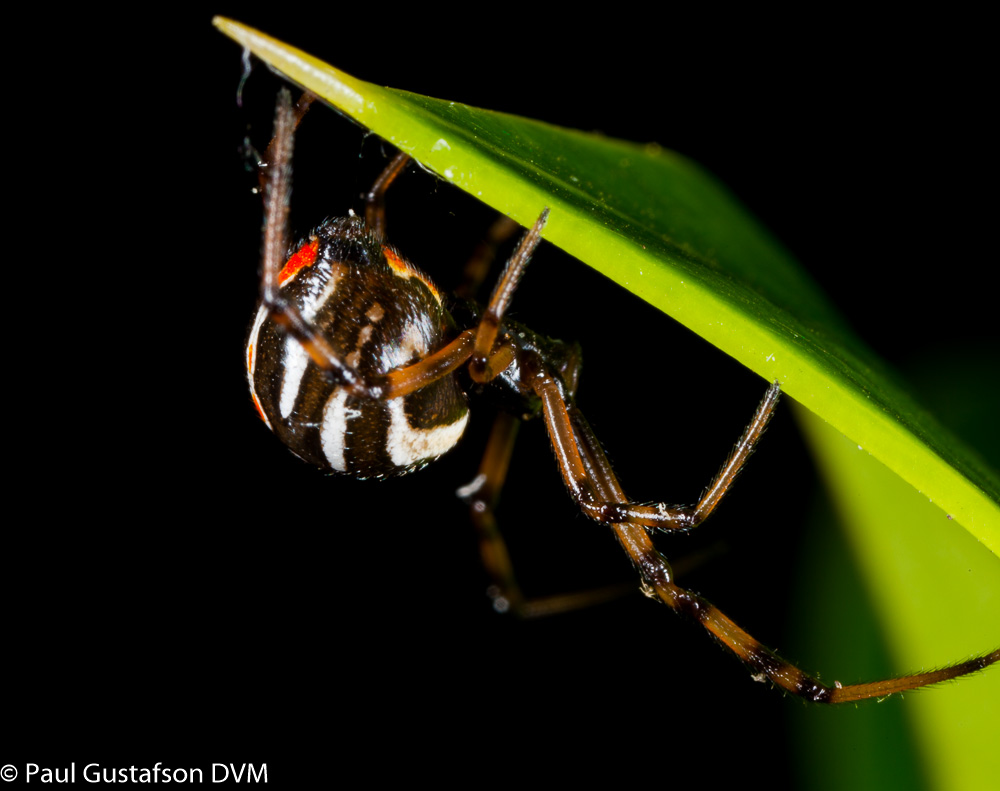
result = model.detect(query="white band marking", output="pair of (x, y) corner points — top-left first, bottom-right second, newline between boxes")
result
(321, 388), (357, 472)
(385, 398), (468, 468)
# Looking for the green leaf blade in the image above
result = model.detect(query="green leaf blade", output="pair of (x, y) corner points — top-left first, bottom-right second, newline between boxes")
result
(213, 17), (999, 548)
(793, 404), (1000, 791)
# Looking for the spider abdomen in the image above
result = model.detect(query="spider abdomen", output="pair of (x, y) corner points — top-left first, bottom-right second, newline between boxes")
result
(246, 217), (469, 479)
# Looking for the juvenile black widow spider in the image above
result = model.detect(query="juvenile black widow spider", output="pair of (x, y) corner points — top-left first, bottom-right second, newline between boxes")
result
(245, 89), (999, 703)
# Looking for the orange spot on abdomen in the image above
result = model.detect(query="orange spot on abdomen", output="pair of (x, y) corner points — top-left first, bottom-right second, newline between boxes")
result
(382, 245), (441, 303)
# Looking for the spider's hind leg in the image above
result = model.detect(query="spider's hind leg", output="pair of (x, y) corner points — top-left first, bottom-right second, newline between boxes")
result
(589, 382), (782, 532)
(566, 399), (1000, 703)
(458, 411), (635, 618)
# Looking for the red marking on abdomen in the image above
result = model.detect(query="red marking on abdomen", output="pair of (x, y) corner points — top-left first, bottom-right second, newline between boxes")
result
(382, 245), (408, 274)
(382, 245), (441, 302)
(279, 238), (320, 284)
(251, 392), (268, 423)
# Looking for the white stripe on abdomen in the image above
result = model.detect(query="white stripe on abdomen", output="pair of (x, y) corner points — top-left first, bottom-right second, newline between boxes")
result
(386, 398), (468, 468)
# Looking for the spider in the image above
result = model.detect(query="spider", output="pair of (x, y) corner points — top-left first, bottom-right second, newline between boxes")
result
(244, 88), (999, 703)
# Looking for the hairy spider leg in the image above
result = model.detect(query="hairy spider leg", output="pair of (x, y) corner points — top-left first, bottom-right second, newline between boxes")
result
(557, 391), (1000, 703)
(365, 150), (411, 239)
(459, 411), (637, 618)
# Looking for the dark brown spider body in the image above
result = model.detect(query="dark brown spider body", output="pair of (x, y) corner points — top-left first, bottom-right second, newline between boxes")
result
(247, 214), (583, 479)
(243, 88), (999, 704)
(247, 216), (469, 479)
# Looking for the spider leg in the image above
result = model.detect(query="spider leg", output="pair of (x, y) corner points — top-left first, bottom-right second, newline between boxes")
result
(364, 151), (411, 238)
(448, 211), (631, 616)
(537, 375), (1000, 702)
(256, 90), (386, 398)
(458, 202), (767, 535)
(257, 91), (316, 195)
(468, 209), (551, 383)
(458, 411), (636, 618)
(533, 376), (781, 532)
(362, 207), (549, 393)
(454, 215), (521, 301)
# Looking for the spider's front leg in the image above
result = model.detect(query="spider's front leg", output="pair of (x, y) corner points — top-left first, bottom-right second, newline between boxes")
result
(257, 91), (478, 401)
(536, 372), (1000, 702)
(256, 90), (378, 395)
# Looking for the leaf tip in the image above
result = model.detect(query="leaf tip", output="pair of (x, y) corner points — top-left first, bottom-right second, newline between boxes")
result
(212, 16), (241, 38)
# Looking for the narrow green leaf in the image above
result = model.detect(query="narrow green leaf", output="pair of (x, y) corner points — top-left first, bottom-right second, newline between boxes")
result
(791, 404), (1000, 791)
(212, 18), (998, 551)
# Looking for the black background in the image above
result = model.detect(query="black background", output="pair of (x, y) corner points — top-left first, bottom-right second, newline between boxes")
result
(8, 8), (997, 787)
